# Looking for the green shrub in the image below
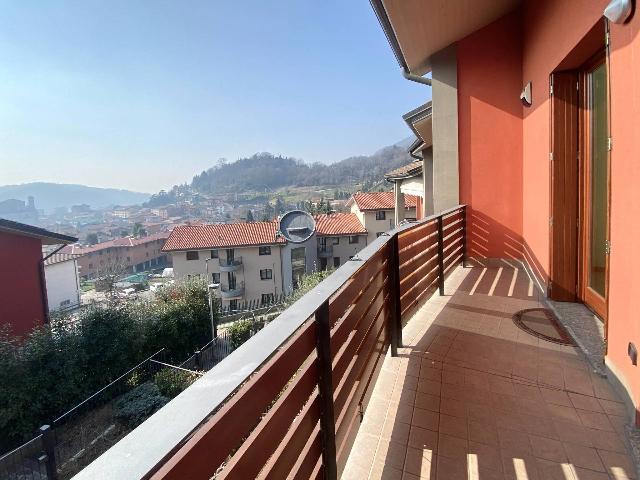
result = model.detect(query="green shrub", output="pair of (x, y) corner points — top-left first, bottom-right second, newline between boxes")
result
(113, 383), (168, 428)
(154, 368), (199, 399)
(227, 320), (253, 350)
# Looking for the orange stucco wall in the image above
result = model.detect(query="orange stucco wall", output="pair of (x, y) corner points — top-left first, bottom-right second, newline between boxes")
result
(457, 11), (523, 262)
(457, 0), (640, 424)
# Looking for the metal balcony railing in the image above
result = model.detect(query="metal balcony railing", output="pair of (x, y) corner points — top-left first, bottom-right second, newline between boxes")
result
(317, 244), (333, 257)
(75, 205), (467, 480)
(218, 256), (242, 272)
(219, 281), (245, 299)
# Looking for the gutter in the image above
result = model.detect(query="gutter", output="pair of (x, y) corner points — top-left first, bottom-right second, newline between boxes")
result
(370, 0), (432, 86)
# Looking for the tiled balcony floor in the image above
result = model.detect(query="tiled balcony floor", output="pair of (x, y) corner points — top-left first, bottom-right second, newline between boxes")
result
(342, 265), (636, 480)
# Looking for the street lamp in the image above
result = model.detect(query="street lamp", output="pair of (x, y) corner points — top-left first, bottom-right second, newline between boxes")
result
(205, 258), (218, 339)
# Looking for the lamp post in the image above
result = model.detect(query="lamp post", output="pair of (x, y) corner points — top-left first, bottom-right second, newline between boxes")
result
(205, 258), (218, 339)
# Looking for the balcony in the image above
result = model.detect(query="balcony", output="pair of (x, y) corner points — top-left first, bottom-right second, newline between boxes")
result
(318, 244), (334, 258)
(74, 204), (637, 480)
(219, 281), (244, 299)
(219, 256), (242, 272)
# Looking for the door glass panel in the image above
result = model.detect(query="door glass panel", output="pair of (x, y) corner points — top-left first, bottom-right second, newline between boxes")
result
(588, 63), (608, 297)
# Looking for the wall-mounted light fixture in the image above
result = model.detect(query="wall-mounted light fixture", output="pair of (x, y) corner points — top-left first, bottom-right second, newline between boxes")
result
(520, 82), (532, 107)
(604, 0), (633, 24)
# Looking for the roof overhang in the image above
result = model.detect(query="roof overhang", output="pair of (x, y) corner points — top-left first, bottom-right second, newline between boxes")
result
(408, 139), (427, 160)
(403, 102), (433, 149)
(371, 0), (520, 75)
(0, 219), (77, 245)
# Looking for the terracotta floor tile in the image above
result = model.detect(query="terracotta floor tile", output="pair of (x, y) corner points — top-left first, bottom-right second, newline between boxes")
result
(571, 467), (609, 480)
(498, 428), (532, 455)
(414, 392), (440, 413)
(490, 376), (516, 396)
(408, 425), (439, 452)
(547, 404), (582, 424)
(375, 440), (408, 471)
(440, 398), (467, 419)
(501, 451), (541, 480)
(369, 460), (404, 480)
(469, 420), (499, 447)
(411, 407), (439, 432)
(403, 447), (435, 479)
(540, 387), (573, 407)
(439, 413), (467, 440)
(381, 419), (411, 446)
(576, 410), (614, 431)
(535, 458), (578, 480)
(563, 443), (605, 472)
(597, 449), (638, 479)
(467, 402), (495, 424)
(436, 455), (467, 480)
(469, 440), (503, 473)
(587, 428), (628, 454)
(528, 434), (568, 463)
(568, 392), (604, 413)
(553, 420), (593, 447)
(416, 379), (442, 397)
(607, 414), (628, 436)
(598, 398), (627, 417)
(442, 369), (465, 386)
(419, 367), (442, 382)
(401, 471), (421, 480)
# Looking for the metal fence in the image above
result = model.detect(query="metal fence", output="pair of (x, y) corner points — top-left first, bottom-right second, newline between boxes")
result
(0, 349), (196, 480)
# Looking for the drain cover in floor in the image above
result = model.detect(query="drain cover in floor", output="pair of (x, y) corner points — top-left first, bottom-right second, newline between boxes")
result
(513, 308), (575, 345)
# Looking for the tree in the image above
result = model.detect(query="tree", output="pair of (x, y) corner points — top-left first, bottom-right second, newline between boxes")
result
(85, 233), (99, 245)
(246, 209), (254, 222)
(95, 260), (128, 300)
(132, 223), (147, 238)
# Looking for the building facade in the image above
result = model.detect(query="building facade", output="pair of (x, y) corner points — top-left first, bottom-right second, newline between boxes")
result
(347, 192), (418, 244)
(64, 232), (170, 280)
(315, 212), (368, 271)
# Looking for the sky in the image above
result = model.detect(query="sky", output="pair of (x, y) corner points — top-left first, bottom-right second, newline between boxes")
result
(0, 0), (429, 193)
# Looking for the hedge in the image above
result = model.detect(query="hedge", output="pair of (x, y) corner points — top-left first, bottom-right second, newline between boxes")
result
(0, 278), (215, 452)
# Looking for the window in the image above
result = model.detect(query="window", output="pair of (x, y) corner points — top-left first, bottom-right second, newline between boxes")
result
(210, 249), (218, 258)
(376, 211), (386, 220)
(332, 237), (340, 245)
(229, 299), (238, 310)
(333, 257), (340, 268)
(60, 299), (71, 307)
(259, 246), (271, 256)
(261, 293), (275, 305)
(291, 247), (306, 268)
(127, 256), (131, 263)
(212, 272), (220, 284)
(260, 268), (273, 280)
(88, 263), (93, 269)
(186, 251), (199, 261)
(349, 236), (359, 244)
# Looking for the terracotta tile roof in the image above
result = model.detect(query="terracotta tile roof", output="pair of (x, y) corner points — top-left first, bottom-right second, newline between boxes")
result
(43, 251), (80, 266)
(384, 160), (423, 180)
(62, 231), (170, 255)
(347, 192), (419, 211)
(314, 213), (366, 236)
(162, 222), (285, 251)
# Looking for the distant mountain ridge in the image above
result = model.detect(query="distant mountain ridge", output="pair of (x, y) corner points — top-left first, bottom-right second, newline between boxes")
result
(187, 138), (417, 195)
(0, 183), (150, 213)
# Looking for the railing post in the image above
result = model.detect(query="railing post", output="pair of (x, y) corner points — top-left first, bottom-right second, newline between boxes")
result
(461, 206), (467, 268)
(194, 350), (201, 370)
(315, 300), (337, 480)
(40, 424), (58, 480)
(388, 235), (402, 355)
(437, 215), (445, 296)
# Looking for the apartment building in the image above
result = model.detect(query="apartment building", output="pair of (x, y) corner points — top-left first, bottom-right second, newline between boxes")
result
(314, 212), (368, 271)
(43, 250), (81, 312)
(63, 232), (170, 280)
(384, 159), (425, 223)
(164, 222), (294, 309)
(347, 191), (418, 244)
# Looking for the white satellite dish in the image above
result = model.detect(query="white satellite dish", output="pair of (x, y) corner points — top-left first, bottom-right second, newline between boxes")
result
(278, 210), (316, 243)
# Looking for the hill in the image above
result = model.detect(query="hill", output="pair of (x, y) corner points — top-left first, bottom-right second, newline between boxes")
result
(188, 140), (415, 195)
(0, 183), (150, 213)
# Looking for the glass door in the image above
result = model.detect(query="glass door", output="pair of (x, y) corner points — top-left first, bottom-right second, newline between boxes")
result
(581, 56), (609, 320)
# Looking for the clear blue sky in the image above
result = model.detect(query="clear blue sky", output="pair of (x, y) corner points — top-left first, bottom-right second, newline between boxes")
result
(0, 0), (429, 193)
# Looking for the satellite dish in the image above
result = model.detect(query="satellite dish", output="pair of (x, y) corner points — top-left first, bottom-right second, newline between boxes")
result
(278, 210), (316, 243)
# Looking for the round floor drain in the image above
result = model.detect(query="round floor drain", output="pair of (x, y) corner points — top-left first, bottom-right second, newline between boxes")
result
(513, 308), (574, 345)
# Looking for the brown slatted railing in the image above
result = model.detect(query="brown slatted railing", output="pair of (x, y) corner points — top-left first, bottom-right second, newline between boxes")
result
(75, 205), (466, 480)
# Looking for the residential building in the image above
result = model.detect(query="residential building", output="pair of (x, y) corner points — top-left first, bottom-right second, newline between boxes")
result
(347, 191), (418, 244)
(315, 212), (368, 271)
(0, 219), (76, 337)
(63, 232), (170, 279)
(384, 159), (425, 223)
(76, 2), (640, 478)
(43, 250), (81, 312)
(162, 222), (290, 309)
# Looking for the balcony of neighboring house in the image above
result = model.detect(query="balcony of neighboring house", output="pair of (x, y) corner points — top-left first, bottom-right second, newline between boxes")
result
(219, 256), (243, 272)
(74, 205), (638, 480)
(219, 280), (244, 299)
(318, 244), (334, 258)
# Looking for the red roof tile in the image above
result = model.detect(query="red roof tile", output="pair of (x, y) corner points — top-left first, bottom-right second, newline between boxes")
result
(348, 192), (419, 211)
(314, 213), (366, 236)
(162, 222), (285, 251)
(62, 231), (170, 255)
